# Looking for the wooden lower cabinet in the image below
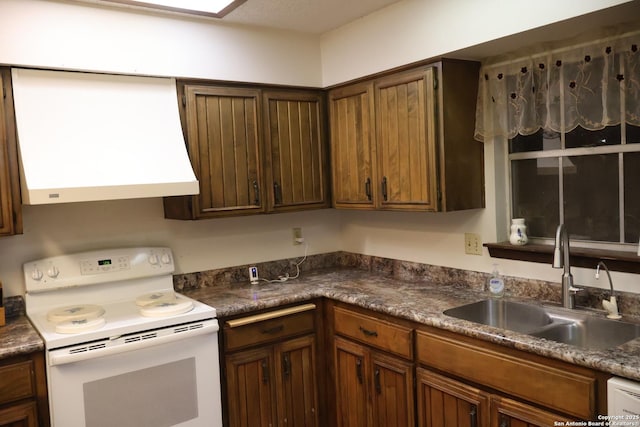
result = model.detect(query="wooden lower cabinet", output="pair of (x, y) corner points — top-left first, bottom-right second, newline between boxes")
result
(417, 368), (565, 427)
(0, 352), (49, 427)
(334, 336), (414, 427)
(0, 401), (38, 427)
(417, 368), (489, 427)
(334, 337), (368, 427)
(490, 396), (563, 427)
(276, 336), (319, 427)
(222, 303), (321, 427)
(226, 346), (276, 427)
(416, 327), (607, 425)
(226, 334), (318, 427)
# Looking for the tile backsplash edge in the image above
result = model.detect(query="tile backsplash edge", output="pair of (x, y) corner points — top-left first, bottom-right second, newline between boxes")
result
(173, 251), (640, 317)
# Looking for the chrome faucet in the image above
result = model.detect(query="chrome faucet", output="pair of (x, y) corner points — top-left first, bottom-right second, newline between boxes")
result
(552, 224), (582, 308)
(596, 261), (622, 319)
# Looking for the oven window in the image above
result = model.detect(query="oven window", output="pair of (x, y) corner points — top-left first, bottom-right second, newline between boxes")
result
(83, 358), (198, 427)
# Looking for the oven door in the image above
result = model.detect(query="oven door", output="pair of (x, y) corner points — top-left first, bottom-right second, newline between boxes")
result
(46, 319), (222, 427)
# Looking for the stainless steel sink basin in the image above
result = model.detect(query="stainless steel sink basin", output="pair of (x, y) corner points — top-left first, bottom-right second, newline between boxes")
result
(443, 299), (553, 333)
(444, 299), (640, 350)
(530, 308), (640, 350)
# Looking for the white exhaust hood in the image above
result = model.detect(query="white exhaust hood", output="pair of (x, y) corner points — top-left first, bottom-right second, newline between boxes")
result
(11, 68), (199, 204)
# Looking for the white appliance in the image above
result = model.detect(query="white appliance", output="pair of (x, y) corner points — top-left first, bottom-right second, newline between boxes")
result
(24, 247), (222, 427)
(608, 377), (640, 418)
(11, 68), (199, 204)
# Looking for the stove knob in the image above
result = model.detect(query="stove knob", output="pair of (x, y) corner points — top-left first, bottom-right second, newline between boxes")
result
(31, 268), (44, 281)
(148, 254), (159, 265)
(160, 253), (171, 264)
(47, 266), (60, 278)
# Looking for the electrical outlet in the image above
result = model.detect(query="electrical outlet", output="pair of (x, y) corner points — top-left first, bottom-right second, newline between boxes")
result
(292, 227), (304, 245)
(464, 233), (483, 255)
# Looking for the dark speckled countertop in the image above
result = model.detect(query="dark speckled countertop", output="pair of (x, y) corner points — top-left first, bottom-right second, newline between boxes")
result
(184, 268), (640, 382)
(3, 267), (640, 383)
(0, 315), (44, 359)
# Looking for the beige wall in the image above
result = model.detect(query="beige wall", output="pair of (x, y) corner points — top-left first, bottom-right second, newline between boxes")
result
(0, 0), (322, 86)
(319, 0), (637, 86)
(1, 0), (638, 298)
(0, 200), (342, 296)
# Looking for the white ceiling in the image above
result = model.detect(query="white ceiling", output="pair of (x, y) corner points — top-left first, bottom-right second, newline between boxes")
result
(222, 0), (405, 33)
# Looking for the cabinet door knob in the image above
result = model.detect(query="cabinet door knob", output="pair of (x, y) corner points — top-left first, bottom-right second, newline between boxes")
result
(261, 359), (269, 384)
(356, 358), (363, 384)
(374, 367), (381, 394)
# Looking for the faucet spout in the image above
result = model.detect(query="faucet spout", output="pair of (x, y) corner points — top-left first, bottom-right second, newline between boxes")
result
(552, 224), (580, 308)
(596, 261), (622, 319)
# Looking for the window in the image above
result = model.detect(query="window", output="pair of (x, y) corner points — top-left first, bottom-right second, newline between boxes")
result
(509, 124), (640, 243)
(475, 27), (640, 247)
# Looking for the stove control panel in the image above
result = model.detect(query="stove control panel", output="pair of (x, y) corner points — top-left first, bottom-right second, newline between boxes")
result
(24, 247), (175, 293)
(80, 255), (131, 275)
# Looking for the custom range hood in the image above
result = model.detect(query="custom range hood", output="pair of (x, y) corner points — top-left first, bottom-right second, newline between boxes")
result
(11, 68), (199, 204)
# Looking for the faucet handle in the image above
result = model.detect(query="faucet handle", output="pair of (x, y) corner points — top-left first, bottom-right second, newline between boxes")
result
(568, 285), (582, 294)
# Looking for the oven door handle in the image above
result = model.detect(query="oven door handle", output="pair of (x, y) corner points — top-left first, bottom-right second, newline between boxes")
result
(49, 319), (219, 366)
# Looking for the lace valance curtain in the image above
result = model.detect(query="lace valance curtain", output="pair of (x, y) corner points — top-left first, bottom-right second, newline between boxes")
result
(474, 29), (640, 142)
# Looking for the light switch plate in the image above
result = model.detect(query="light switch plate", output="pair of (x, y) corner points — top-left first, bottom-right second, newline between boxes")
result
(464, 233), (483, 255)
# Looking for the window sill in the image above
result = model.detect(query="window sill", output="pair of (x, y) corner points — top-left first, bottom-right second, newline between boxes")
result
(484, 242), (640, 274)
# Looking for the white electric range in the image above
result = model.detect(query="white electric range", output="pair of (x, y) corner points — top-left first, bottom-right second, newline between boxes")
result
(24, 247), (223, 427)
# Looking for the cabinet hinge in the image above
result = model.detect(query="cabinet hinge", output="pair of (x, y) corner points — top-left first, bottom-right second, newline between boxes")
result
(433, 75), (438, 90)
(182, 94), (186, 107)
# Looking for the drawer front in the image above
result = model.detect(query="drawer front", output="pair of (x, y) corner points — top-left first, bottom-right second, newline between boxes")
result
(416, 330), (596, 419)
(225, 304), (316, 351)
(0, 360), (35, 405)
(333, 306), (412, 359)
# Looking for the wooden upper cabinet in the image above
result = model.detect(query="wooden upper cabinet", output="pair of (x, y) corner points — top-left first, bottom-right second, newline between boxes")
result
(0, 68), (22, 236)
(164, 83), (330, 220)
(375, 67), (437, 210)
(262, 90), (329, 212)
(164, 85), (265, 219)
(329, 82), (376, 209)
(329, 59), (484, 212)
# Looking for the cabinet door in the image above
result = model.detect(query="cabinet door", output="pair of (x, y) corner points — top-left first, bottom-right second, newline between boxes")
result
(375, 67), (438, 211)
(183, 85), (264, 218)
(417, 368), (489, 427)
(226, 347), (277, 427)
(333, 337), (368, 427)
(329, 82), (376, 209)
(275, 335), (318, 427)
(0, 68), (21, 236)
(371, 351), (414, 427)
(263, 90), (328, 212)
(490, 396), (562, 427)
(0, 401), (38, 427)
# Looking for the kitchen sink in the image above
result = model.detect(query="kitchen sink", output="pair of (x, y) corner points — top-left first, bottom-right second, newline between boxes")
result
(444, 299), (640, 350)
(530, 307), (640, 350)
(443, 299), (554, 333)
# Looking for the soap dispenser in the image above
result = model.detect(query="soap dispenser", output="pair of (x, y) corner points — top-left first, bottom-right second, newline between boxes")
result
(487, 264), (505, 298)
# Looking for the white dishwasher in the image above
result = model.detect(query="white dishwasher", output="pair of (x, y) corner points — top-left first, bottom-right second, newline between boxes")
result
(608, 377), (640, 419)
